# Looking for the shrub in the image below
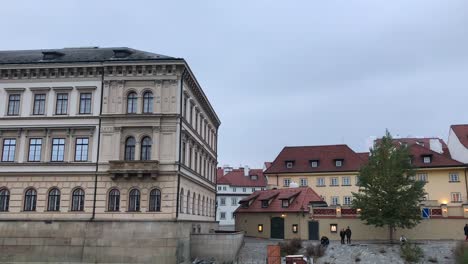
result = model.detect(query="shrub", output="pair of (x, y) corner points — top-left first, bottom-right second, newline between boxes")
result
(454, 241), (468, 264)
(400, 243), (424, 263)
(305, 243), (326, 259)
(279, 239), (302, 256)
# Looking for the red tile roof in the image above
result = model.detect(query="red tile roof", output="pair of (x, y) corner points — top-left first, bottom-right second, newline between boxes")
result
(408, 143), (464, 168)
(235, 187), (323, 213)
(264, 145), (366, 174)
(216, 168), (267, 187)
(451, 125), (468, 148)
(388, 137), (451, 158)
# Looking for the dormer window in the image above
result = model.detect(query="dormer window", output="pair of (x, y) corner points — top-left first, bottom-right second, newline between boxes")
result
(311, 160), (319, 168)
(281, 200), (289, 208)
(285, 161), (294, 168)
(42, 51), (64, 60)
(335, 159), (343, 167)
(113, 49), (133, 58)
(422, 155), (432, 164)
(251, 175), (258, 181)
(261, 200), (269, 208)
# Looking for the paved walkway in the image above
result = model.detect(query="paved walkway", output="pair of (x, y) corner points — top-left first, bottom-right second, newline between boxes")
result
(237, 237), (457, 264)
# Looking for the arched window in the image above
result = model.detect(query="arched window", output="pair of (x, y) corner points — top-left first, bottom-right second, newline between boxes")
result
(128, 189), (140, 212)
(124, 137), (136, 160)
(127, 92), (137, 114)
(198, 194), (201, 215)
(142, 91), (153, 113)
(180, 188), (184, 213)
(47, 188), (61, 211)
(0, 188), (10, 212)
(186, 191), (190, 214)
(108, 189), (120, 211)
(71, 188), (85, 211)
(149, 189), (161, 212)
(192, 192), (196, 214)
(141, 137), (152, 161)
(24, 188), (37, 211)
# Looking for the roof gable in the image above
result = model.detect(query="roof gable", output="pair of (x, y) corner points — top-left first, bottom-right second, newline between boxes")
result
(451, 125), (468, 149)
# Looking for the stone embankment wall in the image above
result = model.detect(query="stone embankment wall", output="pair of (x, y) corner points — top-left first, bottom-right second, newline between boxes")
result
(0, 220), (218, 263)
(190, 231), (244, 263)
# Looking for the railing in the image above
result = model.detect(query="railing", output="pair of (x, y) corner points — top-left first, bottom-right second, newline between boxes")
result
(108, 160), (159, 179)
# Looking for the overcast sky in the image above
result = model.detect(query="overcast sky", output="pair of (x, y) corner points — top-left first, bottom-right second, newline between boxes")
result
(1, 1), (467, 168)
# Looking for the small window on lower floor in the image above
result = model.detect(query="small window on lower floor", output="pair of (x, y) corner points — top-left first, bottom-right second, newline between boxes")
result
(220, 212), (226, 220)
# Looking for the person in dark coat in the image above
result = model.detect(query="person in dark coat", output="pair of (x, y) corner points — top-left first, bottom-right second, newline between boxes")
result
(339, 228), (346, 244)
(345, 226), (352, 244)
(320, 236), (329, 247)
(464, 224), (468, 241)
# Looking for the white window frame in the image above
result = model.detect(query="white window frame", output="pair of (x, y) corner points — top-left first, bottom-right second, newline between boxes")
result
(330, 177), (338, 186)
(220, 198), (226, 206)
(417, 173), (428, 182)
(423, 156), (431, 164)
(317, 178), (325, 187)
(300, 178), (308, 187)
(335, 160), (343, 167)
(220, 212), (226, 220)
(451, 192), (462, 203)
(342, 176), (350, 186)
(449, 173), (460, 182)
(283, 178), (291, 187)
(343, 196), (352, 205)
(311, 161), (318, 168)
(331, 196), (339, 206)
(286, 162), (293, 168)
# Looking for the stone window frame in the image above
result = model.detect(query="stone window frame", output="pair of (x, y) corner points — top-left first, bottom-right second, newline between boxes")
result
(4, 88), (25, 117)
(127, 188), (141, 212)
(141, 90), (154, 114)
(1, 137), (17, 162)
(342, 176), (351, 186)
(76, 86), (96, 115)
(23, 187), (37, 212)
(451, 192), (462, 203)
(27, 137), (44, 162)
(126, 91), (138, 114)
(50, 138), (66, 162)
(52, 87), (72, 116)
(47, 187), (61, 212)
(148, 188), (162, 212)
(0, 187), (10, 212)
(107, 188), (121, 212)
(70, 187), (85, 212)
(343, 196), (352, 205)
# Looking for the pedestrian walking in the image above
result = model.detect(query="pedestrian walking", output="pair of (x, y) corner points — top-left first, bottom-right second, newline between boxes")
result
(339, 228), (346, 244)
(464, 224), (468, 241)
(345, 226), (352, 244)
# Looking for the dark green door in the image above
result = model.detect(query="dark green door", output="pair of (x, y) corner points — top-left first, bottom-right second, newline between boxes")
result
(308, 221), (319, 240)
(271, 217), (284, 239)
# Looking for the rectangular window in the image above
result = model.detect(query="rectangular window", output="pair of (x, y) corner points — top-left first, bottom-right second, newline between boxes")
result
(342, 176), (351, 186)
(300, 178), (308, 187)
(79, 93), (92, 114)
(75, 138), (89, 161)
(330, 177), (339, 186)
(243, 187), (246, 192)
(233, 187), (236, 192)
(251, 175), (258, 180)
(182, 142), (186, 165)
(317, 177), (325, 187)
(55, 93), (68, 115)
(251, 188), (255, 192)
(282, 200), (289, 208)
(451, 192), (462, 203)
(28, 138), (42, 162)
(283, 178), (291, 187)
(286, 161), (293, 168)
(33, 94), (46, 115)
(331, 196), (339, 205)
(217, 186), (222, 191)
(261, 200), (269, 208)
(223, 186), (227, 191)
(220, 198), (226, 206)
(311, 160), (319, 168)
(449, 173), (460, 182)
(1, 138), (16, 162)
(232, 212), (235, 219)
(231, 197), (237, 206)
(7, 94), (21, 116)
(51, 138), (65, 162)
(220, 212), (226, 220)
(417, 173), (428, 182)
(335, 160), (343, 167)
(423, 156), (431, 164)
(343, 196), (352, 205)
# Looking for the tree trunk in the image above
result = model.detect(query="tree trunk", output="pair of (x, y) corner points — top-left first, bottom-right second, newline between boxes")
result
(389, 225), (394, 244)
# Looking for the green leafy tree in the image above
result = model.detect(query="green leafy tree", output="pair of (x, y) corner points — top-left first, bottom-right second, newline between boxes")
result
(352, 130), (426, 243)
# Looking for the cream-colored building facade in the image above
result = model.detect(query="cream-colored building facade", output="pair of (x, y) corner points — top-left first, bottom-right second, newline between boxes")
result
(0, 47), (220, 263)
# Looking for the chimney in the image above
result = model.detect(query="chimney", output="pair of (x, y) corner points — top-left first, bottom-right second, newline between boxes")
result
(244, 166), (250, 177)
(429, 139), (443, 154)
(223, 165), (232, 176)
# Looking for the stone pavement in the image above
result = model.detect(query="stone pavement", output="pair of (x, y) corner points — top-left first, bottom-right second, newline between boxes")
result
(237, 237), (458, 264)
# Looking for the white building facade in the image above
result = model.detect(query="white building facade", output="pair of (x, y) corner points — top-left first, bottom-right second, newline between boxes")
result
(216, 166), (267, 227)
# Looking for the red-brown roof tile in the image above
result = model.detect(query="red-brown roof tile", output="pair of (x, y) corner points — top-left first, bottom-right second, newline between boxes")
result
(235, 187), (323, 213)
(264, 145), (365, 174)
(408, 143), (464, 168)
(451, 125), (468, 149)
(216, 168), (267, 187)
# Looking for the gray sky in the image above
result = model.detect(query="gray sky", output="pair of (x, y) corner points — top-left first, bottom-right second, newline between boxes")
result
(2, 1), (467, 168)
